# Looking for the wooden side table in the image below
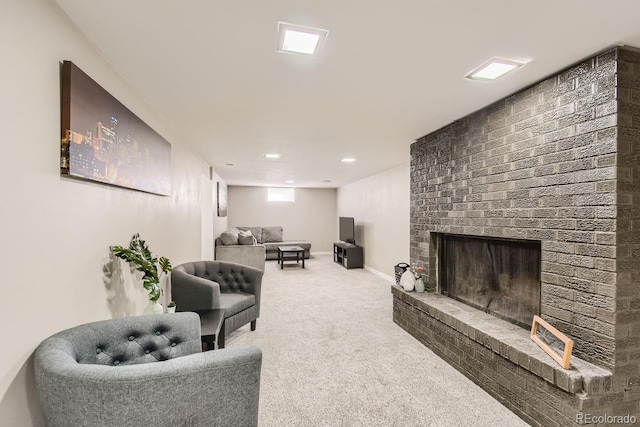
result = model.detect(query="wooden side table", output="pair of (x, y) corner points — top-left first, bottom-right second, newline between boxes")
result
(194, 309), (226, 351)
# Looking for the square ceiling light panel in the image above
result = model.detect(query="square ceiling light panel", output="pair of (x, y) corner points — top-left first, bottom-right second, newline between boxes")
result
(465, 57), (526, 80)
(277, 22), (329, 56)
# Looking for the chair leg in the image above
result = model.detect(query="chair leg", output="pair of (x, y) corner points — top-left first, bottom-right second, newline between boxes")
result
(251, 320), (256, 331)
(217, 322), (225, 349)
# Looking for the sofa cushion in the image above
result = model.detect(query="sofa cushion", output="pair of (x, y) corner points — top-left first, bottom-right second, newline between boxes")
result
(238, 229), (257, 245)
(262, 226), (283, 243)
(220, 228), (240, 245)
(238, 227), (263, 244)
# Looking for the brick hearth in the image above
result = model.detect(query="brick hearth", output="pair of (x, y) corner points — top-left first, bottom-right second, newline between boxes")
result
(396, 46), (640, 426)
(393, 287), (612, 426)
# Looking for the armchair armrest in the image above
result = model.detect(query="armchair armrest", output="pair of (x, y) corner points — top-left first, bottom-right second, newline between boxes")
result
(171, 269), (222, 311)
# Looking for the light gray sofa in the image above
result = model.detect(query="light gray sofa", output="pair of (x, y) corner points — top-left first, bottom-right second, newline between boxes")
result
(171, 260), (263, 335)
(215, 241), (266, 271)
(215, 226), (311, 262)
(34, 312), (262, 427)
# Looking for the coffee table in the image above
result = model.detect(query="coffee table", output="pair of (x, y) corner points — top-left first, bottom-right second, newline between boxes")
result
(278, 245), (305, 269)
(194, 309), (225, 351)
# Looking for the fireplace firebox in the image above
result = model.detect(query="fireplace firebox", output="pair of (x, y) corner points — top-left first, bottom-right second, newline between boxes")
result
(436, 233), (541, 329)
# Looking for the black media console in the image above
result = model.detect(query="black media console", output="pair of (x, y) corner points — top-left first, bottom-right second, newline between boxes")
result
(333, 242), (363, 269)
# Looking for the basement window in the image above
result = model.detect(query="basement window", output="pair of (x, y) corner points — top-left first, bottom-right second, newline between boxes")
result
(268, 187), (295, 202)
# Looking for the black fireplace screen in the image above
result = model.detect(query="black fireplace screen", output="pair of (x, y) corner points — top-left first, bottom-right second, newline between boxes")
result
(439, 234), (541, 329)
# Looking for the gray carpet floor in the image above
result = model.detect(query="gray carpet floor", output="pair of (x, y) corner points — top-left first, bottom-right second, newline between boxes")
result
(225, 255), (528, 427)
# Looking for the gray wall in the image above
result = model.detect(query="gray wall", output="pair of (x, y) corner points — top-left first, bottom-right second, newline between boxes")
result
(227, 186), (337, 252)
(337, 163), (410, 280)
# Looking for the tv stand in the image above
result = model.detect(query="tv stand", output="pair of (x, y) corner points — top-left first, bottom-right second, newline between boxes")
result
(333, 242), (363, 269)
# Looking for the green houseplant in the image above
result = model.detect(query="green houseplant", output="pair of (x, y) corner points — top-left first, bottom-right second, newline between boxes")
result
(167, 301), (177, 313)
(112, 233), (172, 313)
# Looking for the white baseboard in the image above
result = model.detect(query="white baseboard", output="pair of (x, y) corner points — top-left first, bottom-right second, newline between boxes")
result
(364, 265), (395, 284)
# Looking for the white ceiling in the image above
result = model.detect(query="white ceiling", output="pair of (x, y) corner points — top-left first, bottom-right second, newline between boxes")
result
(53, 0), (640, 188)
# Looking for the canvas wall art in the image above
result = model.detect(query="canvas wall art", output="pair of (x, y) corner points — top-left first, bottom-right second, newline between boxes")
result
(60, 61), (171, 196)
(217, 182), (228, 217)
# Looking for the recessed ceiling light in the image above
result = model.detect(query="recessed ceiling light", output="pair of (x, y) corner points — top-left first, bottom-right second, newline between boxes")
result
(264, 153), (281, 159)
(465, 57), (526, 80)
(225, 163), (234, 167)
(277, 22), (328, 56)
(341, 158), (356, 163)
(284, 180), (294, 184)
(322, 179), (331, 183)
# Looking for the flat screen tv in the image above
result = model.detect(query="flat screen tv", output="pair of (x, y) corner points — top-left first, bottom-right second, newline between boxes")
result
(339, 217), (355, 244)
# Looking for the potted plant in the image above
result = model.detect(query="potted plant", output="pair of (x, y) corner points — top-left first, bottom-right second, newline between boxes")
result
(167, 301), (177, 313)
(112, 233), (172, 314)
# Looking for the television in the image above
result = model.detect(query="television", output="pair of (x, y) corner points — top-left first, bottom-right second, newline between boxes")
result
(339, 217), (355, 244)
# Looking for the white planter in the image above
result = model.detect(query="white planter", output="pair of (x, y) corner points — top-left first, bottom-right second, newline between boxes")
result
(400, 270), (416, 291)
(166, 306), (176, 313)
(144, 300), (163, 315)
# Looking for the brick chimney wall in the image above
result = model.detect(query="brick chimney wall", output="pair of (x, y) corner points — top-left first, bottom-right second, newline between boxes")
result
(409, 46), (640, 417)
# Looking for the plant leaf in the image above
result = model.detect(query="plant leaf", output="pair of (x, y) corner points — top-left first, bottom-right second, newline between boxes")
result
(112, 234), (171, 302)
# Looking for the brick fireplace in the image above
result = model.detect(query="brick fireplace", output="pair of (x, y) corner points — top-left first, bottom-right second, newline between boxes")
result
(394, 46), (640, 425)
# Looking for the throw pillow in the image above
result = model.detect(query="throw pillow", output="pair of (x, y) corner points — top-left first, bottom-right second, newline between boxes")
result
(238, 227), (263, 243)
(262, 226), (283, 243)
(220, 228), (240, 245)
(238, 229), (257, 245)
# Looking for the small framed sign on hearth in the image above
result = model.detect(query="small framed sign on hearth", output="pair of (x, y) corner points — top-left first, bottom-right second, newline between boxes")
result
(530, 315), (574, 369)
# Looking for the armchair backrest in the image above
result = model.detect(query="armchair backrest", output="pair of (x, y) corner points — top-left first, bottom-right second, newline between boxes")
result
(174, 260), (262, 292)
(35, 313), (202, 368)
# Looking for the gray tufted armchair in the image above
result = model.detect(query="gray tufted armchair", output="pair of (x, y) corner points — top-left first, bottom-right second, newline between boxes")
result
(171, 260), (263, 336)
(34, 312), (262, 427)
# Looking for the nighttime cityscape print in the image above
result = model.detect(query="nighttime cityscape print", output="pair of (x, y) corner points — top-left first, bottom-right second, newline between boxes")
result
(60, 61), (171, 196)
